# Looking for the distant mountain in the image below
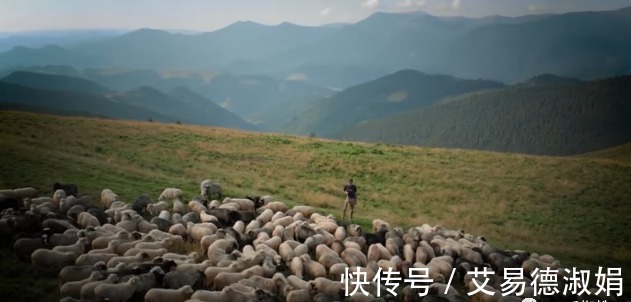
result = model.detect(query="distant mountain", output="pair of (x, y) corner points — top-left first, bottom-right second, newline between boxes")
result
(167, 86), (258, 131)
(0, 29), (128, 52)
(79, 68), (333, 122)
(2, 7), (629, 87)
(1, 71), (113, 95)
(336, 75), (631, 156)
(518, 73), (583, 87)
(0, 81), (173, 122)
(0, 71), (258, 131)
(278, 69), (505, 136)
(0, 45), (99, 69)
(108, 86), (258, 131)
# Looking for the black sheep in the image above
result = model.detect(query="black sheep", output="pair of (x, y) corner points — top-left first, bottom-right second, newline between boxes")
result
(0, 194), (20, 211)
(207, 208), (241, 227)
(245, 195), (263, 208)
(132, 194), (151, 214)
(363, 229), (387, 246)
(150, 217), (173, 232)
(52, 182), (78, 197)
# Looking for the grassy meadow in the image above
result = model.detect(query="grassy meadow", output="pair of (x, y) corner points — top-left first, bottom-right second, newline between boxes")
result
(0, 110), (630, 301)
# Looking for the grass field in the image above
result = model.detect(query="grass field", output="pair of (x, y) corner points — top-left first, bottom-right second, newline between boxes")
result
(1, 110), (630, 301)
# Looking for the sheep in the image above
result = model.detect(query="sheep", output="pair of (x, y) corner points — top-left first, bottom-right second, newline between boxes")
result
(13, 235), (48, 260)
(77, 212), (100, 228)
(238, 273), (288, 296)
(53, 237), (89, 258)
(213, 270), (257, 290)
(258, 201), (288, 213)
(75, 253), (119, 266)
(287, 205), (315, 218)
(106, 252), (152, 268)
(173, 199), (186, 214)
(163, 270), (205, 289)
(59, 262), (107, 284)
(124, 247), (168, 259)
(191, 285), (255, 302)
(100, 189), (119, 208)
(120, 266), (166, 296)
(308, 277), (344, 297)
(286, 289), (311, 302)
(31, 248), (77, 270)
(52, 189), (67, 208)
(200, 179), (222, 200)
(159, 188), (184, 202)
(158, 210), (171, 220)
(58, 196), (79, 215)
(368, 221), (389, 237)
(144, 285), (195, 302)
(52, 182), (78, 196)
(59, 271), (105, 299)
(94, 276), (140, 302)
(132, 194), (151, 214)
(222, 197), (255, 212)
(23, 196), (53, 209)
(300, 254), (327, 279)
(13, 187), (38, 200)
(147, 201), (170, 217)
(80, 273), (119, 301)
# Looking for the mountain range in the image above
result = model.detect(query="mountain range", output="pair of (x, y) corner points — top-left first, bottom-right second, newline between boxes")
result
(0, 71), (257, 131)
(0, 6), (630, 156)
(336, 75), (631, 156)
(1, 6), (630, 88)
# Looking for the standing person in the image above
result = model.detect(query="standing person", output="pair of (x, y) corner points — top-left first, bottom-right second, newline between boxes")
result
(342, 178), (357, 221)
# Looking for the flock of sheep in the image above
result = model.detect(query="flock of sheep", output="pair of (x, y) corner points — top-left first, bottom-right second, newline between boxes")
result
(0, 180), (614, 302)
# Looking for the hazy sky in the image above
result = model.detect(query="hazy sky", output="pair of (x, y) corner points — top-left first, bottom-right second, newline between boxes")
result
(1, 0), (630, 32)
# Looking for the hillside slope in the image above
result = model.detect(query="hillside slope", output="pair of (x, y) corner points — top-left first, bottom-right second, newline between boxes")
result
(0, 110), (629, 299)
(1, 70), (113, 95)
(0, 71), (258, 131)
(280, 69), (505, 136)
(0, 81), (175, 122)
(336, 75), (631, 156)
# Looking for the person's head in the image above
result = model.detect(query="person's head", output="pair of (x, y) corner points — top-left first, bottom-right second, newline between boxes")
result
(348, 178), (353, 184)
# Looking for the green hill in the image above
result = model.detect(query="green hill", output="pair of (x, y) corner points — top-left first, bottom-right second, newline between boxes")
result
(0, 81), (174, 122)
(0, 110), (629, 301)
(336, 75), (631, 156)
(0, 71), (258, 131)
(279, 69), (505, 136)
(1, 70), (113, 95)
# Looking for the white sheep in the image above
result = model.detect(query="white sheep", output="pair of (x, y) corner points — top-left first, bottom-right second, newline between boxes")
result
(59, 271), (104, 299)
(144, 285), (195, 302)
(100, 189), (119, 208)
(53, 189), (67, 208)
(200, 179), (222, 200)
(173, 199), (186, 214)
(159, 188), (184, 202)
(13, 187), (38, 200)
(94, 276), (140, 302)
(147, 201), (169, 217)
(31, 249), (76, 270)
(77, 212), (101, 228)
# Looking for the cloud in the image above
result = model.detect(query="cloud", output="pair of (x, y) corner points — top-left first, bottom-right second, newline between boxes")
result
(361, 0), (380, 10)
(528, 4), (548, 12)
(285, 73), (309, 81)
(451, 0), (461, 10)
(320, 7), (331, 16)
(397, 0), (427, 8)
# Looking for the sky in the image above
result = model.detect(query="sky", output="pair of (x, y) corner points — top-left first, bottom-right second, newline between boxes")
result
(1, 0), (630, 32)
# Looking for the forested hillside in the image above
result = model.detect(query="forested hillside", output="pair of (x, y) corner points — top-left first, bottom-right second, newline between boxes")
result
(336, 75), (631, 156)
